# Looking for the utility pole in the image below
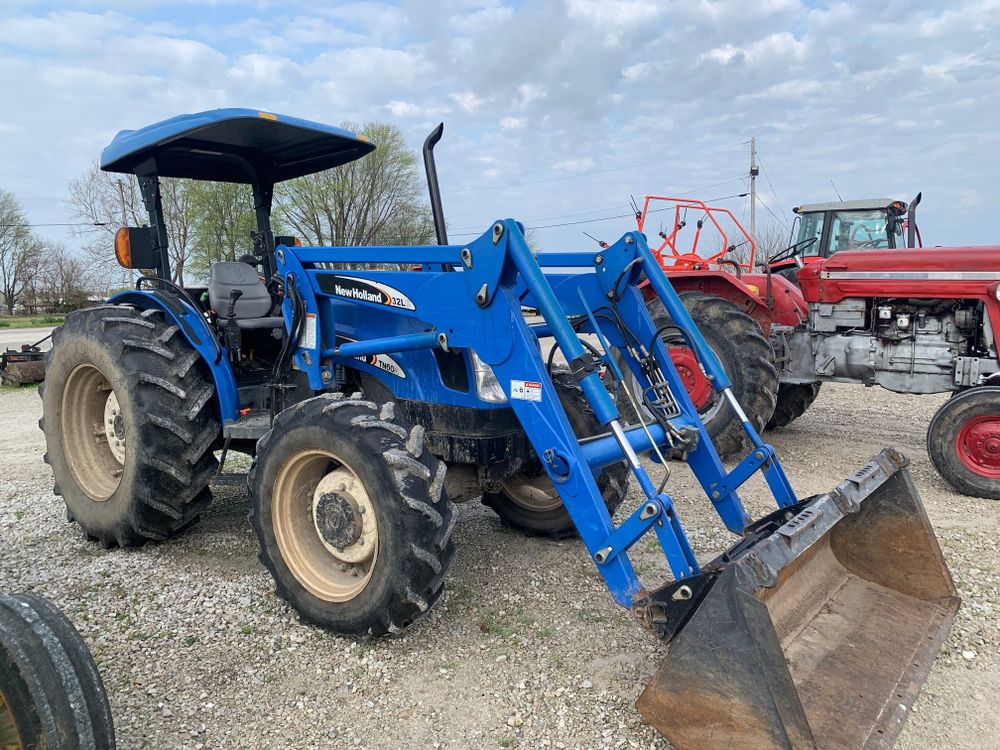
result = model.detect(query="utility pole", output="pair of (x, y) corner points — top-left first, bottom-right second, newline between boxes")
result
(749, 137), (758, 241)
(117, 179), (134, 285)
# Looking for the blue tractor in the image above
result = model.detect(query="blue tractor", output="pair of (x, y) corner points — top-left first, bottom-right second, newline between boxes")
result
(41, 110), (958, 748)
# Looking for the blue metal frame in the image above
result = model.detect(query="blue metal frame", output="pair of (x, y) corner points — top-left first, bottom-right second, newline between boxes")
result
(272, 222), (798, 609)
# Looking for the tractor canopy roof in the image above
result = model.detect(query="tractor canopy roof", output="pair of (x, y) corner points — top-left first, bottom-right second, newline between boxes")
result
(793, 198), (896, 214)
(100, 108), (375, 184)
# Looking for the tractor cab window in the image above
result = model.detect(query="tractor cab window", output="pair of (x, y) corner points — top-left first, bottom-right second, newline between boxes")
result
(827, 210), (890, 254)
(795, 212), (825, 257)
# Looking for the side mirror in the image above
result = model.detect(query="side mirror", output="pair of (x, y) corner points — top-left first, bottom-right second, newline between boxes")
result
(114, 227), (159, 270)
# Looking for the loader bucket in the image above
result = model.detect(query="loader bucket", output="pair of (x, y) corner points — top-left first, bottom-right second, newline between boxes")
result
(635, 449), (959, 750)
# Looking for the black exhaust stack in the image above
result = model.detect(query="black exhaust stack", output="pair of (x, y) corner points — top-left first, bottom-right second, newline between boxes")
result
(423, 123), (448, 246)
(907, 191), (922, 248)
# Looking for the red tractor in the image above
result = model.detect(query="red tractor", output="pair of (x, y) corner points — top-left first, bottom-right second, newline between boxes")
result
(631, 193), (1000, 499)
(774, 246), (1000, 498)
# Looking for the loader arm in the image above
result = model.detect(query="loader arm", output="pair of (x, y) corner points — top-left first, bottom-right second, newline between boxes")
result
(277, 223), (796, 603)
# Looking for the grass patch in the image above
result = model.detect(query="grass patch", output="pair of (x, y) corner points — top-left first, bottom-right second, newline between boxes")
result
(0, 382), (41, 394)
(479, 611), (517, 639)
(0, 315), (63, 328)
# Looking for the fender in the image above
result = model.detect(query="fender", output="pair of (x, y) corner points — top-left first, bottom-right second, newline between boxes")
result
(639, 270), (806, 333)
(107, 290), (240, 423)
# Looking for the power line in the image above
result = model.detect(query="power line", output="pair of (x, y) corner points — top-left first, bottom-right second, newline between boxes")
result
(448, 176), (747, 234)
(754, 194), (790, 230)
(0, 222), (106, 228)
(527, 190), (749, 233)
(756, 151), (788, 219)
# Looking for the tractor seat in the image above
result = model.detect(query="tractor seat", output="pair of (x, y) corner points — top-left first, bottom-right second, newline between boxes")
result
(208, 262), (283, 330)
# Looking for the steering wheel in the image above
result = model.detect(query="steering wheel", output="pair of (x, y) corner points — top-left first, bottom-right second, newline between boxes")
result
(849, 225), (884, 249)
(768, 236), (818, 266)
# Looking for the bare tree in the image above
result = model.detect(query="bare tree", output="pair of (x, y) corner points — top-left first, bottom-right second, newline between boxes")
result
(0, 189), (41, 315)
(24, 241), (92, 313)
(275, 121), (434, 247)
(68, 164), (195, 286)
(161, 178), (194, 284)
(752, 221), (795, 267)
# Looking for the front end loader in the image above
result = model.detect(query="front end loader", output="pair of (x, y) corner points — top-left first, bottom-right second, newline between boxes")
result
(39, 110), (958, 748)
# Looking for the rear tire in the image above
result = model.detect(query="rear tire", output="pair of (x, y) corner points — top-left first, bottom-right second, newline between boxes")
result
(249, 393), (456, 635)
(927, 386), (1000, 499)
(632, 291), (779, 459)
(0, 593), (116, 750)
(482, 370), (629, 538)
(767, 382), (822, 429)
(40, 305), (219, 547)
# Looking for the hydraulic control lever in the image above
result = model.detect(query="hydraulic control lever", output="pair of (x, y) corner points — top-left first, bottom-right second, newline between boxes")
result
(224, 289), (243, 360)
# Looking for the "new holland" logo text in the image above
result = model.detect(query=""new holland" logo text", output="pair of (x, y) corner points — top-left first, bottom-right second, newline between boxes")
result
(334, 283), (384, 304)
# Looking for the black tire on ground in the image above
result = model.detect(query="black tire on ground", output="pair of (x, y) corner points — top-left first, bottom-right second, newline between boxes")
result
(482, 370), (629, 539)
(927, 386), (1000, 499)
(766, 382), (822, 429)
(638, 291), (779, 459)
(774, 267), (801, 286)
(0, 593), (116, 750)
(249, 393), (456, 635)
(40, 305), (219, 547)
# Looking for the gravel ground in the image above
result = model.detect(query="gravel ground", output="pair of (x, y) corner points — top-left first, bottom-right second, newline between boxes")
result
(1, 381), (997, 749)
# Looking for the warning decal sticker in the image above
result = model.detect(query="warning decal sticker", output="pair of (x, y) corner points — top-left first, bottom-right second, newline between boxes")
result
(510, 380), (542, 402)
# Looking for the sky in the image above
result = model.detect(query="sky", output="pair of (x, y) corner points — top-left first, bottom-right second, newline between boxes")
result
(1, 0), (998, 258)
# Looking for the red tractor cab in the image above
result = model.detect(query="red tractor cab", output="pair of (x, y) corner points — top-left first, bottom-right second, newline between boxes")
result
(769, 195), (921, 283)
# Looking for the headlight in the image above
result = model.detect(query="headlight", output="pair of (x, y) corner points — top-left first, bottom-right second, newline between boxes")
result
(470, 350), (507, 403)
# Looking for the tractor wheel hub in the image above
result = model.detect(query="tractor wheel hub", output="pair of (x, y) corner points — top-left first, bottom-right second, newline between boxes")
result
(958, 415), (1000, 477)
(102, 392), (126, 465)
(312, 469), (376, 563)
(313, 491), (362, 549)
(668, 346), (712, 409)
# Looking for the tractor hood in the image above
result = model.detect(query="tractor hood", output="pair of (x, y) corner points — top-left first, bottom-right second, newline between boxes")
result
(799, 246), (1000, 304)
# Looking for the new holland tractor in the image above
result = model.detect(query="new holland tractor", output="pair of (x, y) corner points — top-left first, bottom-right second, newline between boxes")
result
(40, 109), (958, 748)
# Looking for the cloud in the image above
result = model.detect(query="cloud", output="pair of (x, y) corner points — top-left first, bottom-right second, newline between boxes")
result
(0, 0), (997, 251)
(553, 157), (595, 173)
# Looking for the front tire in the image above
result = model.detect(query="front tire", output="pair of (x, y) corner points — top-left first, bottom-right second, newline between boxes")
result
(927, 386), (1000, 499)
(767, 382), (822, 429)
(249, 393), (456, 635)
(40, 305), (219, 547)
(0, 593), (116, 750)
(482, 370), (629, 538)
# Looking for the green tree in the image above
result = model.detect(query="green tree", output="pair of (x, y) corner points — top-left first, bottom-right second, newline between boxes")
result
(275, 121), (434, 247)
(186, 181), (258, 281)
